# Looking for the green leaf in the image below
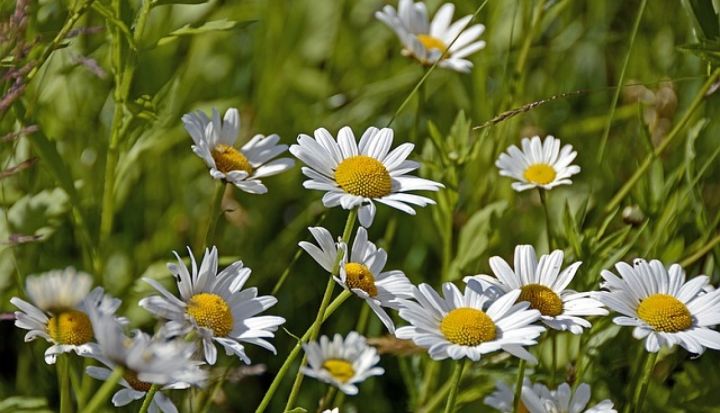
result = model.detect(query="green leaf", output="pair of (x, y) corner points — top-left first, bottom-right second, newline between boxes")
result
(156, 19), (252, 46)
(682, 0), (720, 40)
(452, 200), (508, 276)
(0, 396), (52, 413)
(153, 0), (209, 5)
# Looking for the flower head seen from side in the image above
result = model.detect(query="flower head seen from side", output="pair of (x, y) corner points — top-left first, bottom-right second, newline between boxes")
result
(301, 332), (384, 395)
(466, 245), (608, 335)
(290, 126), (443, 227)
(496, 135), (580, 192)
(182, 107), (295, 194)
(396, 281), (545, 362)
(485, 379), (617, 413)
(299, 226), (415, 333)
(139, 246), (285, 365)
(84, 308), (206, 413)
(375, 1), (486, 73)
(595, 259), (720, 354)
(10, 267), (122, 364)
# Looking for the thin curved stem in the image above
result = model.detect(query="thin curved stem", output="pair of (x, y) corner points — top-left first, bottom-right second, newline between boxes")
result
(203, 182), (226, 249)
(443, 361), (466, 413)
(81, 366), (124, 413)
(138, 384), (160, 413)
(538, 189), (552, 250)
(513, 360), (527, 413)
(630, 352), (658, 413)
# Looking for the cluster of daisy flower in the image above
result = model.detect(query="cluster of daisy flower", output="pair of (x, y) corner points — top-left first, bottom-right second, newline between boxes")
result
(9, 1), (720, 412)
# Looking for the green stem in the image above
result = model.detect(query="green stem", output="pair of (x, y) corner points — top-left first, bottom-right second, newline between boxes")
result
(81, 366), (124, 413)
(538, 189), (552, 249)
(26, 0), (97, 82)
(318, 386), (337, 413)
(58, 355), (72, 413)
(630, 352), (658, 413)
(550, 331), (557, 387)
(443, 361), (466, 413)
(680, 232), (720, 267)
(596, 0), (647, 163)
(203, 182), (226, 248)
(199, 366), (231, 413)
(254, 290), (352, 413)
(506, 0), (546, 106)
(138, 384), (160, 413)
(354, 301), (371, 333)
(606, 68), (720, 213)
(385, 0), (489, 127)
(513, 360), (527, 413)
(418, 377), (452, 413)
(418, 360), (440, 407)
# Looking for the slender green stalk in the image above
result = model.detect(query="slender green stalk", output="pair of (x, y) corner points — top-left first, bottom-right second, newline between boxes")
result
(596, 0), (647, 163)
(443, 361), (466, 413)
(507, 0), (546, 105)
(606, 68), (720, 213)
(354, 301), (371, 333)
(538, 189), (552, 249)
(332, 391), (347, 412)
(417, 360), (440, 406)
(385, 0), (489, 127)
(513, 360), (527, 413)
(81, 366), (124, 413)
(26, 0), (97, 82)
(138, 384), (160, 413)
(680, 232), (720, 267)
(418, 377), (452, 413)
(58, 355), (72, 413)
(254, 291), (352, 413)
(626, 352), (658, 413)
(284, 210), (357, 410)
(550, 331), (557, 387)
(199, 366), (232, 413)
(319, 386), (337, 412)
(203, 182), (226, 248)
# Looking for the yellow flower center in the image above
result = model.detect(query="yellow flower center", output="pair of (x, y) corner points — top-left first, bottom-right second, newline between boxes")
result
(322, 358), (355, 383)
(187, 293), (234, 337)
(637, 294), (693, 333)
(440, 307), (496, 346)
(334, 155), (392, 198)
(518, 284), (564, 317)
(523, 164), (557, 185)
(211, 144), (253, 175)
(417, 34), (448, 53)
(47, 310), (94, 345)
(123, 370), (152, 392)
(344, 262), (378, 297)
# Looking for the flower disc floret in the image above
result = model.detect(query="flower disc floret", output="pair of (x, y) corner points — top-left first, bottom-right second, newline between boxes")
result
(334, 155), (392, 198)
(344, 262), (378, 297)
(440, 307), (496, 346)
(637, 294), (692, 333)
(123, 370), (153, 392)
(211, 144), (253, 175)
(523, 164), (557, 185)
(322, 359), (355, 383)
(518, 284), (564, 317)
(47, 310), (94, 345)
(186, 293), (233, 337)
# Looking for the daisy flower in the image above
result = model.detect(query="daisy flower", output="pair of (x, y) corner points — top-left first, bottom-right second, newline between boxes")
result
(290, 126), (443, 227)
(84, 308), (206, 413)
(396, 281), (545, 362)
(595, 259), (720, 354)
(496, 135), (580, 192)
(466, 245), (607, 335)
(322, 409), (339, 413)
(182, 107), (294, 194)
(485, 380), (617, 413)
(299, 226), (414, 333)
(139, 246), (285, 365)
(375, 1), (486, 73)
(301, 332), (384, 395)
(10, 267), (122, 364)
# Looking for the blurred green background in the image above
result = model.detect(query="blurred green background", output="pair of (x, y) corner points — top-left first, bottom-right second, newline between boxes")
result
(2, 0), (720, 411)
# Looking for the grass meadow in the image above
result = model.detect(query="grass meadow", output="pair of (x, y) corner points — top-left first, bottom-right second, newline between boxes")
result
(2, 0), (720, 412)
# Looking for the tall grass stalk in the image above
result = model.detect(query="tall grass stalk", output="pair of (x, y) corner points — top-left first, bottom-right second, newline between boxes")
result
(443, 361), (466, 413)
(513, 359), (527, 413)
(81, 366), (124, 413)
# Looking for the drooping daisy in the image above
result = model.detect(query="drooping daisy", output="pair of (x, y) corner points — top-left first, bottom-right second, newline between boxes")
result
(139, 246), (285, 365)
(485, 380), (617, 413)
(299, 226), (414, 333)
(290, 126), (443, 227)
(301, 332), (384, 395)
(375, 1), (486, 73)
(466, 245), (607, 335)
(496, 135), (580, 192)
(396, 281), (545, 362)
(10, 268), (122, 364)
(595, 259), (720, 354)
(182, 107), (295, 194)
(84, 308), (206, 413)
